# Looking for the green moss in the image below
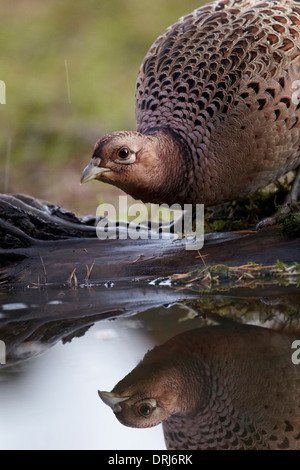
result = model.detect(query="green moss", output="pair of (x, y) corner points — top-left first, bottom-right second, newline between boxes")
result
(161, 261), (300, 291)
(204, 178), (294, 232)
(209, 265), (229, 280)
(275, 260), (290, 270)
(179, 293), (300, 325)
(281, 213), (300, 237)
(206, 219), (246, 232)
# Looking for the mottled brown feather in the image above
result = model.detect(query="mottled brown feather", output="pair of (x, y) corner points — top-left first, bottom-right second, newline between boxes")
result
(135, 0), (300, 204)
(82, 0), (300, 207)
(102, 324), (300, 450)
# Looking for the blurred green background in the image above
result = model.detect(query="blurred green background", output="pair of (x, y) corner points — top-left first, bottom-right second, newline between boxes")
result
(0, 0), (206, 216)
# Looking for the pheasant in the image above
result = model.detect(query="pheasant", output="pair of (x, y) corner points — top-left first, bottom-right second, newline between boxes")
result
(98, 324), (300, 450)
(81, 0), (300, 226)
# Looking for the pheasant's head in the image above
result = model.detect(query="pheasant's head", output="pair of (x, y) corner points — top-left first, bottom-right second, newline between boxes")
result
(98, 364), (184, 429)
(80, 130), (189, 205)
(97, 337), (208, 429)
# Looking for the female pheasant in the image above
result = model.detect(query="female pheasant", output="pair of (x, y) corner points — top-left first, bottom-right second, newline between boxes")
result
(81, 0), (300, 221)
(98, 324), (300, 450)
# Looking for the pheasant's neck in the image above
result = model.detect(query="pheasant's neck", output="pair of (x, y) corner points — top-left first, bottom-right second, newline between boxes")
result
(142, 127), (193, 206)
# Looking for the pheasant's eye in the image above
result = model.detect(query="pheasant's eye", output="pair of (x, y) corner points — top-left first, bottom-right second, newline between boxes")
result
(139, 405), (152, 416)
(115, 147), (137, 165)
(138, 404), (153, 417)
(118, 147), (130, 159)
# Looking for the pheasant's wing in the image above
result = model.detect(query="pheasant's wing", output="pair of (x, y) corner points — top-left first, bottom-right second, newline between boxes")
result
(135, 0), (300, 139)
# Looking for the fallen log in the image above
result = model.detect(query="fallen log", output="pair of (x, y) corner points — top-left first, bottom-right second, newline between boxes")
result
(0, 193), (299, 287)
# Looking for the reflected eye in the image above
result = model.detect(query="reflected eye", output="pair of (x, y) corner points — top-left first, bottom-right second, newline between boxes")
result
(136, 402), (156, 417)
(118, 147), (130, 159)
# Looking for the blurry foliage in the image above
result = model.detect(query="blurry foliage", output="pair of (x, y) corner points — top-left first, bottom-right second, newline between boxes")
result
(0, 0), (202, 214)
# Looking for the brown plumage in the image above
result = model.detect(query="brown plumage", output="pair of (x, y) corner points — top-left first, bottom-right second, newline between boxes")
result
(99, 324), (300, 450)
(81, 0), (300, 212)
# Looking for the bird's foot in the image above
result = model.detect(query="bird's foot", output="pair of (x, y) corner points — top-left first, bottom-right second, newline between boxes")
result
(256, 168), (300, 230)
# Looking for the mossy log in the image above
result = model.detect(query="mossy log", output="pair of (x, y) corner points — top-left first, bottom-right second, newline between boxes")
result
(0, 194), (299, 287)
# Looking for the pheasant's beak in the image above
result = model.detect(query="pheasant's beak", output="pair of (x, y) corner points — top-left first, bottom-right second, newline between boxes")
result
(80, 161), (110, 184)
(98, 390), (130, 412)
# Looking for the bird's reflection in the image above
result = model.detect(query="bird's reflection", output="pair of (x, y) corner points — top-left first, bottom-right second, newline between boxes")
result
(99, 321), (300, 450)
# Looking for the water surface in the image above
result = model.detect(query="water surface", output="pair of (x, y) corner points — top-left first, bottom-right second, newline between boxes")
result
(0, 282), (299, 450)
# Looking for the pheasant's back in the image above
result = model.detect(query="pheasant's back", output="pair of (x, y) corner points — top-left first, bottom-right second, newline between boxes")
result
(162, 326), (300, 450)
(135, 0), (300, 204)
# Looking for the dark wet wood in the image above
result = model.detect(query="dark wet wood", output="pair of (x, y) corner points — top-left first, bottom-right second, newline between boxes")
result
(0, 193), (299, 286)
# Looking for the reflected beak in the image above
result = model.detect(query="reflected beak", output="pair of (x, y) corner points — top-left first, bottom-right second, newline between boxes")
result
(98, 390), (130, 412)
(80, 161), (110, 184)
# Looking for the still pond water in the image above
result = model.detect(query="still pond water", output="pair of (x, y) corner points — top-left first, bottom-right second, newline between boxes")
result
(0, 281), (299, 450)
